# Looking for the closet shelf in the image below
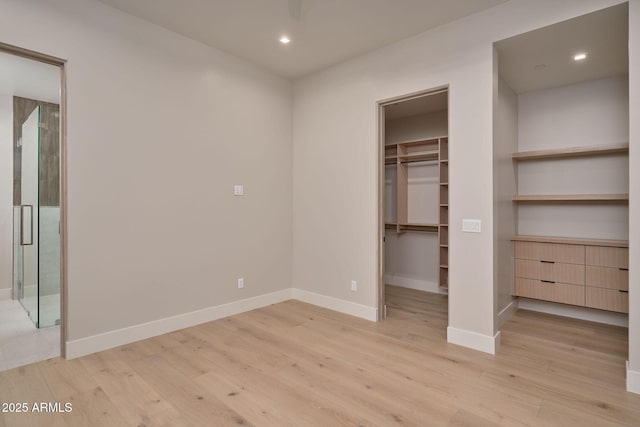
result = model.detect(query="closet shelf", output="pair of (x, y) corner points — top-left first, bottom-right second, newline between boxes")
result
(511, 235), (628, 247)
(512, 194), (628, 202)
(398, 223), (439, 233)
(396, 137), (442, 146)
(398, 151), (439, 162)
(512, 143), (629, 161)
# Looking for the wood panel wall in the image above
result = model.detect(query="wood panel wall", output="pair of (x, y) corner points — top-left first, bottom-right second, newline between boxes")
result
(13, 96), (60, 207)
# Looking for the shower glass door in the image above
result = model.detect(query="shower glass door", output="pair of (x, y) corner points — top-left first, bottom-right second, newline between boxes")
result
(16, 106), (40, 326)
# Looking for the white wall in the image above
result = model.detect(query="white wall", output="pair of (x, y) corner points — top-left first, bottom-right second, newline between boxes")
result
(628, 0), (640, 393)
(385, 111), (448, 143)
(0, 95), (11, 298)
(517, 76), (629, 240)
(292, 0), (628, 353)
(493, 76), (518, 323)
(0, 0), (293, 346)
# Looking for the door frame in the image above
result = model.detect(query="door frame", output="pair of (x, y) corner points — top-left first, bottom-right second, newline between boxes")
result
(376, 85), (449, 321)
(1, 41), (68, 358)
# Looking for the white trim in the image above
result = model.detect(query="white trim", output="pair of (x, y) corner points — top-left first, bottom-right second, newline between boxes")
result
(385, 274), (445, 294)
(447, 326), (500, 355)
(291, 288), (378, 321)
(66, 289), (293, 359)
(627, 361), (640, 394)
(496, 298), (519, 330)
(0, 288), (11, 300)
(518, 298), (628, 327)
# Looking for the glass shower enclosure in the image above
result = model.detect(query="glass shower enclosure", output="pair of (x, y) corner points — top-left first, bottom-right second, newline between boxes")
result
(13, 104), (60, 328)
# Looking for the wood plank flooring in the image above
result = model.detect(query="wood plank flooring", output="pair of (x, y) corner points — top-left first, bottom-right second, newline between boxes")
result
(1, 285), (639, 426)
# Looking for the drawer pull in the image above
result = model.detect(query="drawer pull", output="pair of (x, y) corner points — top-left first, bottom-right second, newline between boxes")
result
(619, 290), (629, 293)
(540, 260), (555, 264)
(541, 280), (556, 284)
(619, 268), (629, 271)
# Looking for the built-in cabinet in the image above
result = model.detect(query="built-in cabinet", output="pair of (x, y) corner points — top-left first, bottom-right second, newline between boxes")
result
(494, 5), (630, 325)
(513, 236), (628, 313)
(511, 143), (629, 312)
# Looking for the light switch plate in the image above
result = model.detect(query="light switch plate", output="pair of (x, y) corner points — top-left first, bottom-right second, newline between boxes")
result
(234, 185), (244, 196)
(462, 219), (481, 233)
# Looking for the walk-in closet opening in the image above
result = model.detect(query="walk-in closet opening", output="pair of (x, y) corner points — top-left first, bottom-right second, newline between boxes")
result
(0, 44), (66, 371)
(493, 3), (629, 346)
(378, 88), (449, 328)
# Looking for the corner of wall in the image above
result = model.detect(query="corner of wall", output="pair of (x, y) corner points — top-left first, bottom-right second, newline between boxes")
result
(627, 361), (640, 394)
(447, 326), (501, 355)
(291, 288), (378, 321)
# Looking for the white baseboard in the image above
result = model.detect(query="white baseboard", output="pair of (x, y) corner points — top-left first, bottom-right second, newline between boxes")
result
(447, 326), (500, 355)
(66, 289), (293, 359)
(627, 361), (640, 394)
(291, 288), (378, 321)
(496, 298), (519, 330)
(0, 288), (11, 301)
(384, 274), (445, 294)
(518, 298), (628, 327)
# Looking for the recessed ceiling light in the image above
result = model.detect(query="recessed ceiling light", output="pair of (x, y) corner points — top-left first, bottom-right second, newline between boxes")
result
(573, 52), (587, 61)
(279, 36), (291, 45)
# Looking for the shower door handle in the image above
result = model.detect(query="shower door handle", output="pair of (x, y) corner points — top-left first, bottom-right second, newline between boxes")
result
(20, 205), (34, 246)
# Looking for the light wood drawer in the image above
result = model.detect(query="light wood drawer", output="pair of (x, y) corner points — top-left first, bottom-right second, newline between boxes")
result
(585, 266), (628, 290)
(586, 246), (628, 268)
(515, 278), (585, 306)
(585, 287), (628, 313)
(515, 259), (584, 285)
(515, 242), (584, 264)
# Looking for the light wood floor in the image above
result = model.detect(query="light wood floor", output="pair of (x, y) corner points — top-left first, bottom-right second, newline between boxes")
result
(1, 285), (639, 426)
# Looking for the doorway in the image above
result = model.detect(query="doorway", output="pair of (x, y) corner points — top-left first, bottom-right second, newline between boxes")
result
(0, 44), (65, 370)
(378, 87), (449, 327)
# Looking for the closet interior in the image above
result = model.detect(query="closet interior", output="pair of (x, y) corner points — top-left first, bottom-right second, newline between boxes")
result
(494, 4), (629, 322)
(381, 89), (449, 318)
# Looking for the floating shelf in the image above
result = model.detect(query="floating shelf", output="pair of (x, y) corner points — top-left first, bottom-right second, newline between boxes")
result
(511, 235), (628, 248)
(512, 143), (628, 161)
(513, 194), (628, 202)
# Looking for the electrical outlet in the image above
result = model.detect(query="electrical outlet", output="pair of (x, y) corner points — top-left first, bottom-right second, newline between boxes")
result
(234, 185), (244, 196)
(351, 280), (357, 292)
(237, 278), (244, 289)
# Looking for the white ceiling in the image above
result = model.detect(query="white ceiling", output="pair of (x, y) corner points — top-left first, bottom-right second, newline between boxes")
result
(496, 3), (628, 94)
(97, 0), (507, 78)
(0, 52), (60, 104)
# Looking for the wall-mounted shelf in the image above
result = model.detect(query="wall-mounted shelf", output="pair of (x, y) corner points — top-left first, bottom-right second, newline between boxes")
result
(512, 194), (628, 202)
(512, 143), (628, 161)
